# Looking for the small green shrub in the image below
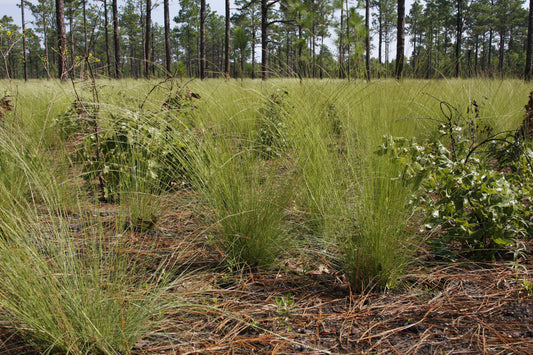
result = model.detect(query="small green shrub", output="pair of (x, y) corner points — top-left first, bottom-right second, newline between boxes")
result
(77, 112), (191, 201)
(378, 99), (532, 260)
(53, 100), (91, 140)
(255, 89), (291, 159)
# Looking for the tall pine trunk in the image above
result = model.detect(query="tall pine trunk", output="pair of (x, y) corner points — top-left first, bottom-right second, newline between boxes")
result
(345, 0), (350, 80)
(261, 0), (269, 80)
(454, 0), (462, 77)
(487, 0), (494, 76)
(395, 0), (405, 80)
(200, 0), (207, 79)
(112, 0), (120, 78)
(164, 0), (171, 75)
(365, 0), (371, 81)
(339, 4), (344, 78)
(56, 0), (68, 80)
(83, 0), (87, 55)
(145, 0), (152, 78)
(43, 13), (50, 79)
(68, 1), (75, 77)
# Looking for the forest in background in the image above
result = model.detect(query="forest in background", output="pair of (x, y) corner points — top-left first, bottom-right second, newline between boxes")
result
(1, 0), (533, 81)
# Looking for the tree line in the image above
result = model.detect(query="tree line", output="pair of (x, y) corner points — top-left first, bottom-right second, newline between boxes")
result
(1, 0), (533, 81)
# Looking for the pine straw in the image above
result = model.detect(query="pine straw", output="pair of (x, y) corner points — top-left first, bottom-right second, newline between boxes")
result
(131, 259), (532, 354)
(1, 189), (532, 354)
(129, 192), (533, 355)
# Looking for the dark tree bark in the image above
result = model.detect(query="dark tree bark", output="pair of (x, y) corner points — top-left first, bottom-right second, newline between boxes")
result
(164, 0), (171, 75)
(225, 0), (230, 79)
(56, 0), (68, 80)
(103, 0), (111, 77)
(145, 0), (152, 78)
(498, 30), (505, 74)
(112, 0), (120, 78)
(395, 0), (405, 80)
(454, 0), (462, 77)
(200, 0), (207, 79)
(365, 0), (371, 81)
(525, 0), (533, 81)
(297, 14), (303, 78)
(252, 28), (256, 78)
(21, 0), (28, 81)
(261, 0), (268, 79)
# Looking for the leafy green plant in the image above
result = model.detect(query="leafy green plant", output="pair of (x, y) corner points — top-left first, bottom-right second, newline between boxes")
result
(274, 294), (296, 326)
(53, 100), (90, 140)
(119, 171), (163, 233)
(77, 111), (191, 201)
(378, 98), (532, 260)
(0, 93), (13, 118)
(255, 89), (291, 159)
(327, 102), (343, 136)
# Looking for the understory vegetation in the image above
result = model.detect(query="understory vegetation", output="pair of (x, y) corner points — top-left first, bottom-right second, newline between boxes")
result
(0, 78), (531, 353)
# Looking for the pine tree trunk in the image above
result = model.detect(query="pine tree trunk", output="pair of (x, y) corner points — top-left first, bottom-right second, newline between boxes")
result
(55, 0), (68, 80)
(225, 0), (230, 79)
(43, 15), (50, 79)
(378, 6), (382, 65)
(455, 0), (462, 77)
(145, 0), (152, 78)
(112, 0), (120, 78)
(339, 5), (344, 78)
(252, 26), (256, 79)
(365, 0), (371, 81)
(395, 0), (405, 80)
(83, 0), (87, 55)
(69, 2), (75, 77)
(164, 0), (171, 75)
(345, 0), (350, 80)
(261, 0), (269, 80)
(200, 0), (206, 79)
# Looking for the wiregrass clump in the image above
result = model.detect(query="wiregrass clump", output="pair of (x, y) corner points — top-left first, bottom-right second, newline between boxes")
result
(0, 146), (169, 354)
(187, 134), (295, 269)
(342, 155), (417, 291)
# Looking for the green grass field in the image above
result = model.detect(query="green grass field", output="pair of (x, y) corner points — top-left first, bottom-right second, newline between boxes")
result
(0, 78), (531, 353)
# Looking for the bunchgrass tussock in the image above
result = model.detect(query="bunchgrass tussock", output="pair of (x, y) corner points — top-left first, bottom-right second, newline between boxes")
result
(189, 134), (295, 270)
(342, 154), (418, 292)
